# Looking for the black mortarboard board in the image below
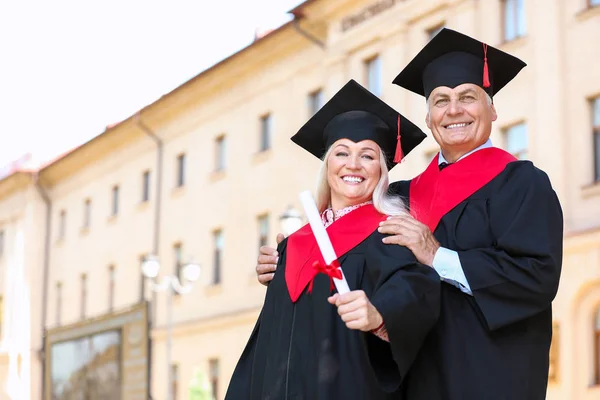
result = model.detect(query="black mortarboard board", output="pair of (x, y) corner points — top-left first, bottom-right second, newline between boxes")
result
(291, 79), (426, 170)
(393, 28), (526, 99)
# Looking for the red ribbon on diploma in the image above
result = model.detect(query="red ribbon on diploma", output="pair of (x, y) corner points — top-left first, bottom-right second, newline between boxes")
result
(308, 259), (342, 293)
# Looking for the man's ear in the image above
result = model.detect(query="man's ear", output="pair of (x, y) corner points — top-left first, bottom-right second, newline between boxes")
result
(490, 103), (498, 122)
(425, 112), (432, 129)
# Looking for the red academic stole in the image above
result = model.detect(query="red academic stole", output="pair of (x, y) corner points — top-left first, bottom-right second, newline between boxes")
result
(285, 204), (386, 303)
(410, 147), (517, 233)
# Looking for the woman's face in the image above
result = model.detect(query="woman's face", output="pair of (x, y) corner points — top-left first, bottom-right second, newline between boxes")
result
(327, 138), (381, 211)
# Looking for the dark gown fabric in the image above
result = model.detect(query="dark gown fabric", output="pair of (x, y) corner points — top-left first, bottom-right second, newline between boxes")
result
(388, 160), (563, 400)
(225, 229), (441, 400)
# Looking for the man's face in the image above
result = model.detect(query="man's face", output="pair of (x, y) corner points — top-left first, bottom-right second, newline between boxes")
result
(425, 83), (497, 157)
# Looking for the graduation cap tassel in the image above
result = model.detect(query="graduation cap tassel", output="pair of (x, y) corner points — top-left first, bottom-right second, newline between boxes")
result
(393, 115), (403, 163)
(482, 43), (491, 88)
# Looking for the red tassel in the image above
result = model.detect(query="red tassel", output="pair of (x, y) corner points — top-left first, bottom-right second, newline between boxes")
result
(482, 43), (490, 88)
(393, 115), (403, 163)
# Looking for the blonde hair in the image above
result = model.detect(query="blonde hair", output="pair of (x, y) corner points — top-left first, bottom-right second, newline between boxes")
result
(315, 145), (409, 216)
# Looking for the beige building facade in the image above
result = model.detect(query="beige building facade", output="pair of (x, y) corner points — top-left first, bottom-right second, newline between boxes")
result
(0, 0), (599, 398)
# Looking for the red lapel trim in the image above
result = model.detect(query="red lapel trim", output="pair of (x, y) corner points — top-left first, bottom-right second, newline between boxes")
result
(409, 147), (517, 233)
(285, 204), (386, 302)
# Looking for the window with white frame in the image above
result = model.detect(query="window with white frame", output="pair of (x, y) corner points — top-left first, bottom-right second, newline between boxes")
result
(142, 170), (151, 202)
(172, 364), (179, 400)
(502, 0), (526, 42)
(176, 153), (186, 187)
(139, 254), (147, 302)
(258, 214), (269, 249)
(209, 358), (220, 399)
(215, 135), (226, 171)
(83, 198), (91, 228)
(56, 282), (62, 325)
(80, 273), (87, 319)
(213, 230), (224, 285)
(504, 122), (528, 160)
(108, 265), (116, 311)
(173, 243), (183, 287)
(365, 55), (382, 96)
(308, 89), (324, 116)
(58, 210), (66, 239)
(259, 114), (272, 152)
(592, 96), (600, 182)
(111, 185), (119, 216)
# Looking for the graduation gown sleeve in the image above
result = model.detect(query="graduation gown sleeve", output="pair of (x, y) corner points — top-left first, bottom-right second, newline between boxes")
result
(364, 231), (441, 388)
(458, 162), (563, 331)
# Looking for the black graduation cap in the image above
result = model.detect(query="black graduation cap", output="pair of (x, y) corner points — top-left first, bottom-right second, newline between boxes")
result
(393, 28), (526, 99)
(291, 79), (426, 170)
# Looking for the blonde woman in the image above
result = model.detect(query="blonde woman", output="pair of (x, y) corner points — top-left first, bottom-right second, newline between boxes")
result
(225, 80), (440, 400)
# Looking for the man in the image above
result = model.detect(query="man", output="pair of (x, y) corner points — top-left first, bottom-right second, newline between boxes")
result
(256, 28), (563, 400)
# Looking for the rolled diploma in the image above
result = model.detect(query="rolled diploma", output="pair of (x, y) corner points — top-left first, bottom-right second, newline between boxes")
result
(299, 190), (350, 294)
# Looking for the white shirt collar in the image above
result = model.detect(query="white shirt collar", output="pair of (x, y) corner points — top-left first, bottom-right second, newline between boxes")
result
(438, 139), (493, 165)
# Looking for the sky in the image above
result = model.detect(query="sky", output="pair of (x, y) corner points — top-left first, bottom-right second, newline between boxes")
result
(0, 0), (305, 168)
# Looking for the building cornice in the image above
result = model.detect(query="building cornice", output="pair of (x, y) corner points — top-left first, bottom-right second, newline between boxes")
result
(0, 171), (33, 201)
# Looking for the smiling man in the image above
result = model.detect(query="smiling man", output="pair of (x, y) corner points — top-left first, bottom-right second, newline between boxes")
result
(373, 28), (564, 400)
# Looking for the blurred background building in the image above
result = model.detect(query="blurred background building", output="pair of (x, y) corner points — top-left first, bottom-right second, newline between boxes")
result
(0, 0), (598, 399)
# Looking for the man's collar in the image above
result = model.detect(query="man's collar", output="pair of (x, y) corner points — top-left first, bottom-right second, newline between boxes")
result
(438, 139), (493, 165)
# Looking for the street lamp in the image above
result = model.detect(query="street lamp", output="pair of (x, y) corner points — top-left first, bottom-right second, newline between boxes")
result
(142, 255), (201, 400)
(279, 205), (303, 236)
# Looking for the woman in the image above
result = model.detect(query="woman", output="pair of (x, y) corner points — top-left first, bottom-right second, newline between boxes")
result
(225, 80), (440, 399)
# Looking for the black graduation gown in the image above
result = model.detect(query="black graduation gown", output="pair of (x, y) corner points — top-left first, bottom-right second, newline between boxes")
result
(388, 160), (563, 400)
(225, 230), (441, 400)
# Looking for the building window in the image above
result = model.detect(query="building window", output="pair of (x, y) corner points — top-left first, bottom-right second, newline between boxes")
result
(142, 170), (151, 202)
(215, 135), (226, 171)
(80, 274), (87, 319)
(502, 0), (526, 42)
(308, 89), (324, 116)
(171, 364), (179, 400)
(258, 214), (269, 249)
(592, 97), (600, 182)
(58, 210), (66, 240)
(139, 254), (147, 302)
(365, 55), (382, 96)
(56, 282), (62, 325)
(83, 198), (91, 228)
(427, 23), (445, 40)
(595, 306), (600, 385)
(590, 0), (600, 8)
(111, 185), (119, 216)
(0, 296), (3, 337)
(176, 153), (186, 187)
(213, 230), (223, 285)
(549, 322), (559, 382)
(259, 114), (272, 152)
(209, 358), (219, 400)
(173, 243), (183, 289)
(504, 122), (528, 160)
(0, 229), (4, 257)
(108, 265), (116, 312)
